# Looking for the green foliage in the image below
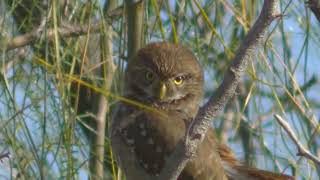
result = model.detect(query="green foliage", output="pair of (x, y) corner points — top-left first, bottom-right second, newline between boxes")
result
(0, 0), (319, 179)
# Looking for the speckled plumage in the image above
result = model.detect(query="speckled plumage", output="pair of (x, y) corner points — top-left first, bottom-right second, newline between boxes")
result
(109, 42), (294, 180)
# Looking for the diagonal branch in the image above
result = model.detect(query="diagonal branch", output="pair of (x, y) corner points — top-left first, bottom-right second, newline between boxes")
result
(157, 1), (280, 179)
(1, 21), (103, 52)
(1, 4), (126, 52)
(274, 114), (320, 170)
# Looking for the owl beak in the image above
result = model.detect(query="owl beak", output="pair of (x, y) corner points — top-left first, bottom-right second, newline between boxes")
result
(159, 82), (167, 100)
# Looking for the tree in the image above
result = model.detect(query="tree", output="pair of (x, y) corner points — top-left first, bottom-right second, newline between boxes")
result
(0, 0), (319, 179)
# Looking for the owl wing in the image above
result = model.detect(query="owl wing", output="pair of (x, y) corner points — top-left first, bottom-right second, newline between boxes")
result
(110, 102), (187, 176)
(110, 102), (227, 180)
(109, 103), (152, 180)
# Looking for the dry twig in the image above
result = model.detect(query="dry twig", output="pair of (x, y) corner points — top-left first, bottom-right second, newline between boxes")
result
(274, 114), (320, 170)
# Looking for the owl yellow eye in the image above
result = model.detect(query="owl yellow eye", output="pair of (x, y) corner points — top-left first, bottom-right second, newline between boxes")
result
(174, 76), (184, 85)
(145, 71), (155, 81)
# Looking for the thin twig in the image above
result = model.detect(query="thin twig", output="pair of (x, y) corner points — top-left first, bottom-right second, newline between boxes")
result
(157, 1), (280, 179)
(274, 114), (320, 169)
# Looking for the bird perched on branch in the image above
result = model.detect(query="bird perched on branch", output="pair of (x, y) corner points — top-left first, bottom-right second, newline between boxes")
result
(109, 42), (294, 180)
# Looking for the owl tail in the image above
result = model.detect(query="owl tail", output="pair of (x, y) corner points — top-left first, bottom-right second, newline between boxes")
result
(222, 162), (294, 180)
(218, 144), (294, 180)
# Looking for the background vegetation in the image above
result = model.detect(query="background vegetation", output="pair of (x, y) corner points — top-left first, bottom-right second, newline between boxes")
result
(0, 0), (319, 179)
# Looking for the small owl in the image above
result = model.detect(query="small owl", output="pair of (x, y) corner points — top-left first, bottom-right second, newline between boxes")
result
(109, 42), (293, 180)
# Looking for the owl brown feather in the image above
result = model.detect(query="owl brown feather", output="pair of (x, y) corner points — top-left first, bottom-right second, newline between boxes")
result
(216, 141), (294, 180)
(110, 42), (294, 180)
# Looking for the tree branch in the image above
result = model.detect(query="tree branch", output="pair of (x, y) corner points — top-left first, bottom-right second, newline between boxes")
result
(1, 21), (102, 52)
(88, 1), (117, 179)
(157, 1), (280, 179)
(274, 114), (320, 171)
(126, 0), (145, 58)
(0, 5), (126, 52)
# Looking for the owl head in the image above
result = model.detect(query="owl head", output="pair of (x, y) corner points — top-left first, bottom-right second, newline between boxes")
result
(124, 42), (204, 112)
